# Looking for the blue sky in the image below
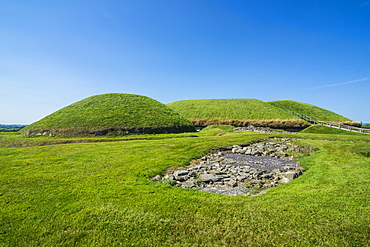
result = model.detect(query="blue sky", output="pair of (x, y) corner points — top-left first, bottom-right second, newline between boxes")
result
(1, 0), (370, 124)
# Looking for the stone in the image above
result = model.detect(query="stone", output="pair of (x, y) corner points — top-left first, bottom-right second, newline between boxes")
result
(251, 150), (261, 156)
(214, 171), (227, 175)
(163, 174), (174, 180)
(151, 175), (161, 182)
(236, 175), (247, 181)
(283, 171), (298, 180)
(261, 173), (273, 179)
(200, 174), (220, 183)
(226, 180), (237, 187)
(213, 182), (224, 185)
(181, 180), (196, 188)
(174, 170), (189, 177)
(176, 175), (189, 182)
(188, 171), (198, 177)
(280, 177), (291, 183)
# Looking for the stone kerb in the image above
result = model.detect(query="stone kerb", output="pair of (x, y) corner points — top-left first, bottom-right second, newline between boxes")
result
(153, 138), (309, 196)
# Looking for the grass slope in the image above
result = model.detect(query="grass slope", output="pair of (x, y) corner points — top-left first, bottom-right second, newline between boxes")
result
(198, 125), (236, 136)
(22, 93), (195, 136)
(167, 99), (308, 128)
(1, 132), (369, 246)
(268, 100), (357, 125)
(300, 125), (366, 135)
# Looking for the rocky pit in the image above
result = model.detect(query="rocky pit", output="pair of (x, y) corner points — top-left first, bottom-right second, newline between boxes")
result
(153, 138), (310, 196)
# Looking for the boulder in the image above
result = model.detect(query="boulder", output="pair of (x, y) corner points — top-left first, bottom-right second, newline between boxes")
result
(280, 177), (291, 183)
(181, 180), (196, 188)
(176, 175), (190, 182)
(200, 174), (220, 183)
(174, 170), (189, 177)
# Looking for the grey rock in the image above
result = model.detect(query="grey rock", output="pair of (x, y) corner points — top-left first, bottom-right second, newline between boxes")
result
(181, 180), (196, 188)
(163, 174), (174, 180)
(214, 171), (227, 175)
(236, 175), (247, 181)
(280, 177), (291, 183)
(174, 170), (189, 177)
(188, 171), (198, 177)
(261, 173), (273, 179)
(152, 175), (161, 182)
(176, 175), (190, 182)
(251, 150), (261, 156)
(200, 174), (220, 183)
(283, 171), (298, 180)
(226, 180), (237, 187)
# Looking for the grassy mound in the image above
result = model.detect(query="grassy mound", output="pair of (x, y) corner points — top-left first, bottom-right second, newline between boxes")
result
(300, 125), (365, 135)
(167, 99), (308, 128)
(22, 93), (196, 136)
(268, 100), (360, 126)
(198, 125), (235, 136)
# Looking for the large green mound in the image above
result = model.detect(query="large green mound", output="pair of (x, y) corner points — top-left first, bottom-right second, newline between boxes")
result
(268, 100), (359, 126)
(22, 93), (196, 136)
(167, 99), (308, 128)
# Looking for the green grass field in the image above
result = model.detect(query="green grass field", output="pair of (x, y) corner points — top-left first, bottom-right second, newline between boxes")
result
(1, 130), (369, 246)
(268, 100), (357, 124)
(167, 99), (308, 128)
(22, 93), (195, 136)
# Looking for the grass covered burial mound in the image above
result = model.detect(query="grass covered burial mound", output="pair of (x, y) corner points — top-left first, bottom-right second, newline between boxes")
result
(268, 100), (360, 126)
(22, 93), (196, 136)
(167, 99), (309, 128)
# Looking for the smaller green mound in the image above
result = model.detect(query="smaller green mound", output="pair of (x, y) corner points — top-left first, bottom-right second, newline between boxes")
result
(300, 125), (365, 135)
(22, 93), (196, 136)
(268, 100), (360, 126)
(198, 125), (235, 136)
(167, 99), (308, 128)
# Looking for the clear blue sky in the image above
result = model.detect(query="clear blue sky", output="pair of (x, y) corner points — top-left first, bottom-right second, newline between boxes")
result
(1, 0), (369, 124)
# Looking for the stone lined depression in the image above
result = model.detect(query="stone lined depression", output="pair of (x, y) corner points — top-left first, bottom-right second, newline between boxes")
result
(153, 138), (309, 196)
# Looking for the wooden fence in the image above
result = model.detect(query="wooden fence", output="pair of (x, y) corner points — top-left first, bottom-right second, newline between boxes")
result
(281, 109), (370, 134)
(312, 120), (370, 134)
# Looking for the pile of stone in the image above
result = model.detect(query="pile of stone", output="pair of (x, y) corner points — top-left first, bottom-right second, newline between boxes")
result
(233, 126), (275, 133)
(229, 138), (302, 159)
(153, 138), (308, 196)
(233, 125), (295, 134)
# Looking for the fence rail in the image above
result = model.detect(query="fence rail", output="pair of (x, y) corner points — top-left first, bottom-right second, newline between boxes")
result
(281, 109), (370, 134)
(312, 121), (370, 134)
